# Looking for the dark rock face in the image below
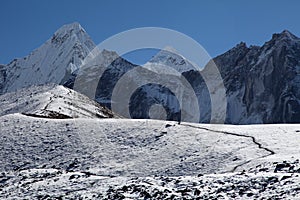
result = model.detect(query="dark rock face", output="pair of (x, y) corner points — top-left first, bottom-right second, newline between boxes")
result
(95, 57), (137, 108)
(0, 65), (6, 94)
(129, 83), (181, 121)
(212, 30), (300, 124)
(182, 70), (211, 123)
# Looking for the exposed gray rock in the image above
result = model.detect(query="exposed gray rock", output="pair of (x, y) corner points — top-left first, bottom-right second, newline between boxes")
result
(0, 64), (6, 94)
(212, 30), (300, 124)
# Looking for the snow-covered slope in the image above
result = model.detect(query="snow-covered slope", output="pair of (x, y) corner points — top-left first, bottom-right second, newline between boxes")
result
(0, 84), (116, 119)
(1, 22), (95, 95)
(144, 46), (199, 74)
(0, 114), (299, 199)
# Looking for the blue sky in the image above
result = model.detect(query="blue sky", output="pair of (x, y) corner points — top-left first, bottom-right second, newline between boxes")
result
(1, 0), (300, 64)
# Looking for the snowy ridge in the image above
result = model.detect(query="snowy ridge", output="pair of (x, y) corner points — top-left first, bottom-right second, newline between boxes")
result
(145, 46), (199, 74)
(0, 84), (117, 119)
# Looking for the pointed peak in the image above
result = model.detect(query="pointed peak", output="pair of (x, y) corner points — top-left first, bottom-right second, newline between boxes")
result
(271, 29), (298, 41)
(53, 22), (85, 36)
(236, 41), (247, 48)
(50, 22), (93, 47)
(150, 46), (182, 62)
(61, 22), (83, 30)
(162, 46), (179, 54)
(282, 29), (292, 34)
(281, 29), (296, 37)
(225, 41), (248, 55)
(152, 46), (184, 60)
(100, 49), (119, 58)
(145, 46), (199, 73)
(101, 49), (115, 54)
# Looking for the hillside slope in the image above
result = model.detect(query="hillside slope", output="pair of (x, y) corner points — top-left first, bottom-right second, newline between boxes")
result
(0, 114), (299, 199)
(0, 84), (116, 119)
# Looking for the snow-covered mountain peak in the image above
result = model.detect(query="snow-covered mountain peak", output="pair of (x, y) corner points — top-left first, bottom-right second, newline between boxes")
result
(84, 48), (119, 67)
(77, 49), (120, 73)
(53, 22), (84, 36)
(1, 22), (95, 94)
(99, 49), (119, 60)
(51, 22), (93, 48)
(149, 47), (185, 64)
(163, 46), (180, 54)
(146, 46), (198, 73)
(54, 22), (83, 34)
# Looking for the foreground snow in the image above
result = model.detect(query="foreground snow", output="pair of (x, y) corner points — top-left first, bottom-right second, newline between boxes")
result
(0, 113), (299, 199)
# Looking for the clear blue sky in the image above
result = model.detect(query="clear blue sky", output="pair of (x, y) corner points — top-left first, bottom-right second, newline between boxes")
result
(1, 0), (300, 64)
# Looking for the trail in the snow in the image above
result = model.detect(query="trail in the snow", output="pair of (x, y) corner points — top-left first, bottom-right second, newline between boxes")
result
(180, 123), (275, 172)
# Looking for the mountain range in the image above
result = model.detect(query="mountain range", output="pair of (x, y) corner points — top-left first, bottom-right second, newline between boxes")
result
(1, 22), (299, 124)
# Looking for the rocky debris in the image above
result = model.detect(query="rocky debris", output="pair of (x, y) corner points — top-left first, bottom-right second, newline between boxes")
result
(248, 160), (300, 174)
(21, 111), (73, 119)
(1, 160), (300, 199)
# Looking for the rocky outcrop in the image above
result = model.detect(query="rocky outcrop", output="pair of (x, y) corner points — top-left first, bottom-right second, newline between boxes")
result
(212, 30), (300, 124)
(0, 64), (6, 93)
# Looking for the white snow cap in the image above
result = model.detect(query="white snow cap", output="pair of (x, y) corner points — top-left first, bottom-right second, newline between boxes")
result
(53, 22), (85, 36)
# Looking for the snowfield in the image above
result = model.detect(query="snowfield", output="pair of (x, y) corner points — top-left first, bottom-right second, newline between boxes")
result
(0, 109), (299, 199)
